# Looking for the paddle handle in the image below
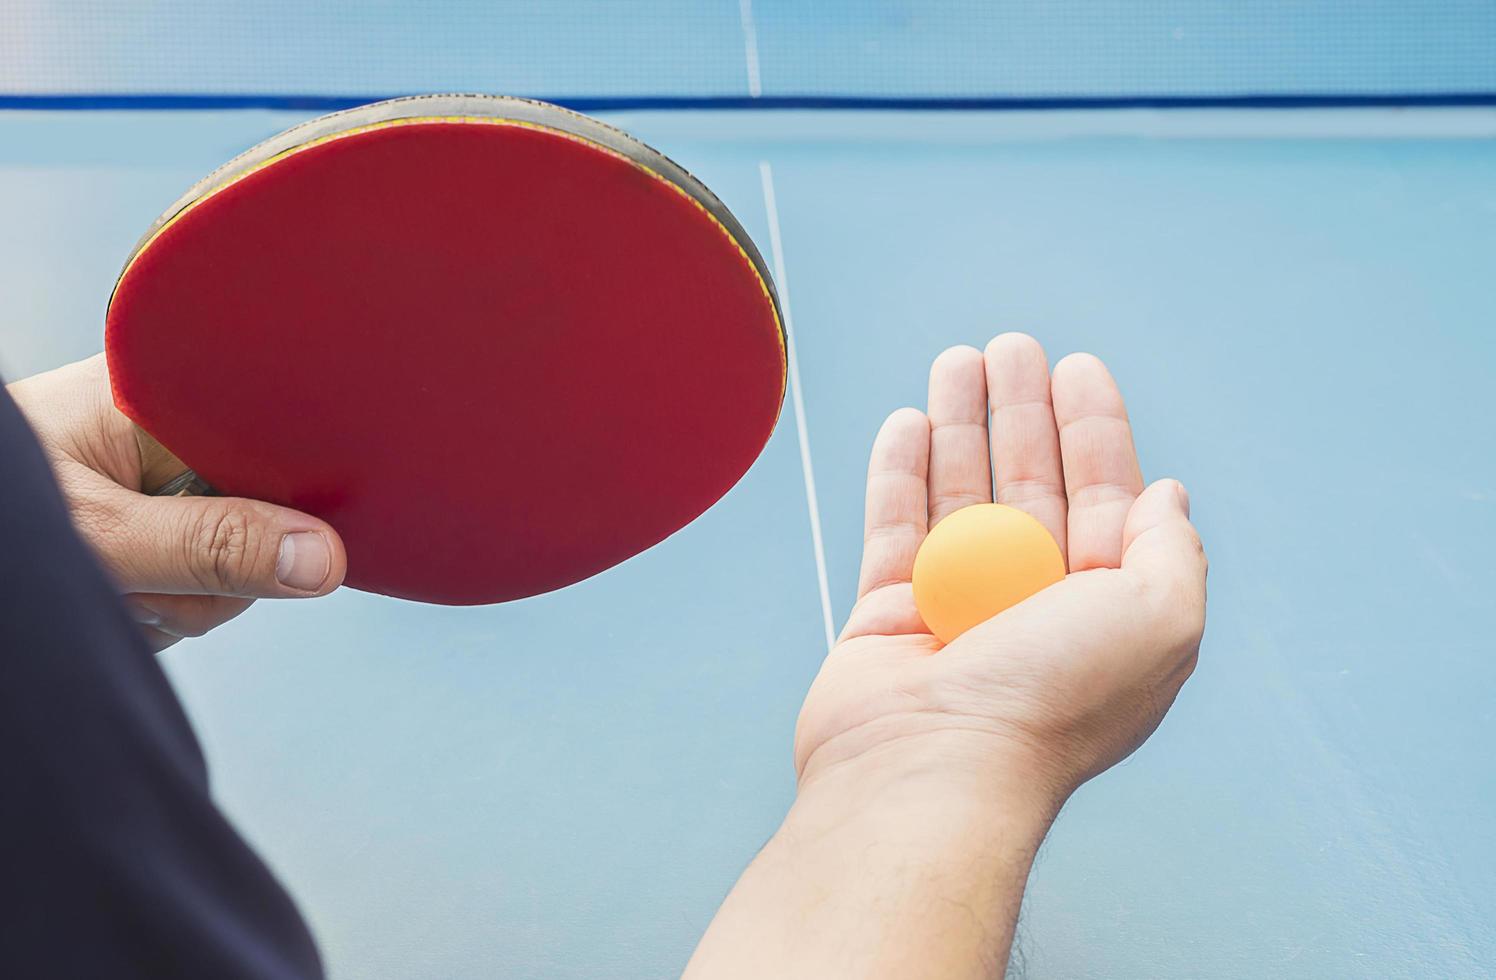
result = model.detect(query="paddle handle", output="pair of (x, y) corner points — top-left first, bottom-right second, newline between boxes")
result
(134, 424), (216, 496)
(150, 470), (216, 497)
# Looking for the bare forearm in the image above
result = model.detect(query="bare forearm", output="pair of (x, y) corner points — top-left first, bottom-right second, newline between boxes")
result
(685, 750), (1055, 980)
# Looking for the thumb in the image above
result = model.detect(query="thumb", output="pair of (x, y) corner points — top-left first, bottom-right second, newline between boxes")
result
(1120, 478), (1208, 607)
(116, 491), (347, 598)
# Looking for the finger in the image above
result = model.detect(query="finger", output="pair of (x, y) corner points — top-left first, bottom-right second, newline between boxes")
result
(138, 625), (183, 653)
(1052, 353), (1144, 572)
(838, 582), (926, 643)
(126, 593), (255, 639)
(848, 409), (930, 638)
(855, 408), (930, 598)
(926, 346), (992, 526)
(984, 333), (1068, 562)
(110, 490), (346, 598)
(1121, 479), (1208, 612)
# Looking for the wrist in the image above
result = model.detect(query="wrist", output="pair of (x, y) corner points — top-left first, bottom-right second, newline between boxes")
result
(784, 733), (1060, 877)
(796, 724), (1071, 828)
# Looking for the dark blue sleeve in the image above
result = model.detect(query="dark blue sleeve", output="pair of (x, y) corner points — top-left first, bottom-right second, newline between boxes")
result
(0, 380), (324, 979)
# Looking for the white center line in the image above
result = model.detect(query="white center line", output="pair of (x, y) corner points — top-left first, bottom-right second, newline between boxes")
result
(738, 0), (763, 98)
(759, 160), (835, 652)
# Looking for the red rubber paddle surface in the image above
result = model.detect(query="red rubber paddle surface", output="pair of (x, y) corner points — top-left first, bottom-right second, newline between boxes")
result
(107, 121), (785, 604)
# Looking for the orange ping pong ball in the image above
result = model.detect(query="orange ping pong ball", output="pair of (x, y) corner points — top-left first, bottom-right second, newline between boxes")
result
(912, 503), (1065, 643)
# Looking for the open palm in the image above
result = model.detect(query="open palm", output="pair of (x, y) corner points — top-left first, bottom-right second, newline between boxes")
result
(794, 334), (1207, 803)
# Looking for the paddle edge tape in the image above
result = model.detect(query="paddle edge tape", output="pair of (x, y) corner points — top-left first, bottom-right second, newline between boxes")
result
(105, 94), (789, 493)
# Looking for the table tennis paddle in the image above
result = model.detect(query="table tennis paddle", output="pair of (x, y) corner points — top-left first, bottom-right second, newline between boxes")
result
(105, 95), (786, 605)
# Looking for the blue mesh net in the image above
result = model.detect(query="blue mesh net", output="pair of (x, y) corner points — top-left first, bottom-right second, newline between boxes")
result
(2, 1), (1494, 102)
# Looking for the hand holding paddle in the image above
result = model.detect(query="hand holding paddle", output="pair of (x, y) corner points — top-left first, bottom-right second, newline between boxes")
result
(14, 95), (784, 644)
(8, 355), (346, 651)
